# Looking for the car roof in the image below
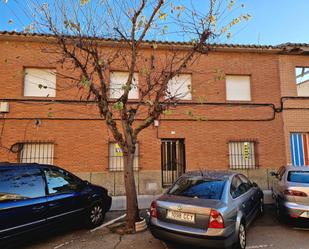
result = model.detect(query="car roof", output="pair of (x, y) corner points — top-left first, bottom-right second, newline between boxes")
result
(182, 170), (236, 180)
(0, 162), (58, 170)
(285, 165), (309, 171)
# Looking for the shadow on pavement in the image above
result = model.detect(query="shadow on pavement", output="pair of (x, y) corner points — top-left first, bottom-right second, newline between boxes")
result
(1, 210), (126, 249)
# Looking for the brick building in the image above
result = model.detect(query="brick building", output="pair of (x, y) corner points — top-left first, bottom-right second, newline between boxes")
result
(0, 32), (308, 196)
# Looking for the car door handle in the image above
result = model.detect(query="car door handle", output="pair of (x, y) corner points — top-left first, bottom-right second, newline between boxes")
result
(251, 196), (255, 201)
(242, 203), (246, 208)
(48, 203), (59, 208)
(32, 205), (45, 211)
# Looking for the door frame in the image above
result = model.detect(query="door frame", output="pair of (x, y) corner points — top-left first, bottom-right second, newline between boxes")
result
(161, 139), (186, 187)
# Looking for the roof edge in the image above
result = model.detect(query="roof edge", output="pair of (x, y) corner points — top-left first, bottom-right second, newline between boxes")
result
(0, 30), (308, 54)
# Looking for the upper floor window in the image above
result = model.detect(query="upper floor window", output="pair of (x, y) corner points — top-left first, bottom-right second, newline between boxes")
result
(166, 74), (192, 100)
(295, 67), (309, 96)
(109, 72), (139, 99)
(226, 75), (251, 101)
(24, 68), (56, 97)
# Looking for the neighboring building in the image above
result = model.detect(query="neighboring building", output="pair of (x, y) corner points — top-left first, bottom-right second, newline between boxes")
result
(278, 44), (309, 167)
(0, 32), (308, 196)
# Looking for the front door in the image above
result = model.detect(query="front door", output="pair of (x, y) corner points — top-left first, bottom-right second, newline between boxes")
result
(161, 139), (186, 187)
(43, 168), (86, 224)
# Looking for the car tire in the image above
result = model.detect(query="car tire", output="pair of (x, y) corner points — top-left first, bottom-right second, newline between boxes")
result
(234, 221), (246, 249)
(276, 198), (282, 218)
(85, 201), (106, 229)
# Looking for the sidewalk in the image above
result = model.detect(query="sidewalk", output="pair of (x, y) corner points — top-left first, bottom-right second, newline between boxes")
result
(111, 190), (274, 210)
(18, 212), (165, 249)
(23, 228), (165, 249)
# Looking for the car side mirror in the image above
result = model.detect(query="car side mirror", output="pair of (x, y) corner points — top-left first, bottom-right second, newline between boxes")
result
(270, 171), (278, 177)
(83, 180), (90, 185)
(76, 180), (90, 190)
(252, 182), (258, 188)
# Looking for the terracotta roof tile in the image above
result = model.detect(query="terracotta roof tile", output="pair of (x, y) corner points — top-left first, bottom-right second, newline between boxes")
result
(0, 30), (308, 51)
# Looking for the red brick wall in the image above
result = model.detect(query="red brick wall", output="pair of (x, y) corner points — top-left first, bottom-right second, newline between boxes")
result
(0, 37), (286, 174)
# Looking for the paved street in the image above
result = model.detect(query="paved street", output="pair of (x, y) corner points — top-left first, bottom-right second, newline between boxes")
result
(7, 206), (309, 249)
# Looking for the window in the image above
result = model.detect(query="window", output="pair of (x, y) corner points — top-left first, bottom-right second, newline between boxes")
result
(229, 141), (256, 169)
(44, 169), (82, 195)
(19, 142), (54, 165)
(109, 72), (139, 99)
(168, 176), (226, 200)
(290, 133), (309, 166)
(0, 168), (45, 202)
(295, 67), (309, 96)
(287, 171), (309, 184)
(238, 174), (253, 190)
(166, 74), (192, 100)
(230, 175), (250, 199)
(108, 143), (139, 171)
(226, 75), (251, 101)
(24, 68), (56, 97)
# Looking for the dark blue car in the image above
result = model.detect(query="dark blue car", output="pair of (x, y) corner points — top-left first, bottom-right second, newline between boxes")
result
(0, 163), (112, 243)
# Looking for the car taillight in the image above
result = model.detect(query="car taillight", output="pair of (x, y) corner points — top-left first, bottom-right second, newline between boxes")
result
(284, 189), (308, 197)
(150, 201), (157, 218)
(208, 209), (224, 229)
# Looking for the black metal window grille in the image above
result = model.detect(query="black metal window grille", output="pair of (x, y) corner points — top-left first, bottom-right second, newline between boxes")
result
(108, 143), (139, 172)
(229, 141), (257, 169)
(19, 142), (54, 165)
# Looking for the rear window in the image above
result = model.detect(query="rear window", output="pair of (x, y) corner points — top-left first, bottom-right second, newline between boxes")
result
(287, 171), (309, 184)
(168, 177), (226, 200)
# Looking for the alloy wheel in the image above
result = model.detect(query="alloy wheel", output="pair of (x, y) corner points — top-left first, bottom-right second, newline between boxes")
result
(239, 223), (246, 249)
(90, 204), (103, 225)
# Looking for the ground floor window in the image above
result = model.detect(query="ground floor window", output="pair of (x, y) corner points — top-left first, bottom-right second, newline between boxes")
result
(108, 143), (139, 171)
(19, 142), (54, 165)
(228, 141), (257, 169)
(290, 133), (309, 166)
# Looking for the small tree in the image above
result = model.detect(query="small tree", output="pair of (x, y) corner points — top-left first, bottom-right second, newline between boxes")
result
(6, 0), (250, 231)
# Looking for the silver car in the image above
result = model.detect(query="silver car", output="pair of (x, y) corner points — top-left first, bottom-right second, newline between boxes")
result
(271, 166), (309, 220)
(149, 171), (264, 249)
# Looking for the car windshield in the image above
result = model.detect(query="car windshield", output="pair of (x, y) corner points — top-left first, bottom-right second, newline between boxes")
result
(287, 171), (309, 184)
(168, 177), (226, 200)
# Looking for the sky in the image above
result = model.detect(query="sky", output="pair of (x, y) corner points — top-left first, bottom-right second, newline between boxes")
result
(0, 0), (309, 45)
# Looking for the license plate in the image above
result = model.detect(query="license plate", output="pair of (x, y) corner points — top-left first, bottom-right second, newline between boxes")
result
(166, 210), (195, 223)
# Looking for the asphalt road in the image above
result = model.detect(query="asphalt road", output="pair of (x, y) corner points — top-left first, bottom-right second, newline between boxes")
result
(166, 206), (309, 249)
(4, 206), (309, 249)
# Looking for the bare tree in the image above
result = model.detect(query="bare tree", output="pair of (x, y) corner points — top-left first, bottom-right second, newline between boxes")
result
(5, 0), (250, 231)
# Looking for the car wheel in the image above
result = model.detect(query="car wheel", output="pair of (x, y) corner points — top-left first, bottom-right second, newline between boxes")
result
(276, 198), (282, 218)
(86, 202), (106, 229)
(234, 221), (246, 249)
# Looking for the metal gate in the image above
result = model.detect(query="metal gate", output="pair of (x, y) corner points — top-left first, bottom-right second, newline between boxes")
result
(161, 139), (186, 187)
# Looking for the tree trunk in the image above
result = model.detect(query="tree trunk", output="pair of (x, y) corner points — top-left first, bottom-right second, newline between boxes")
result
(123, 146), (139, 232)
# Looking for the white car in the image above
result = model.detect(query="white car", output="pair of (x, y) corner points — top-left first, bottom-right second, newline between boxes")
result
(271, 166), (309, 220)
